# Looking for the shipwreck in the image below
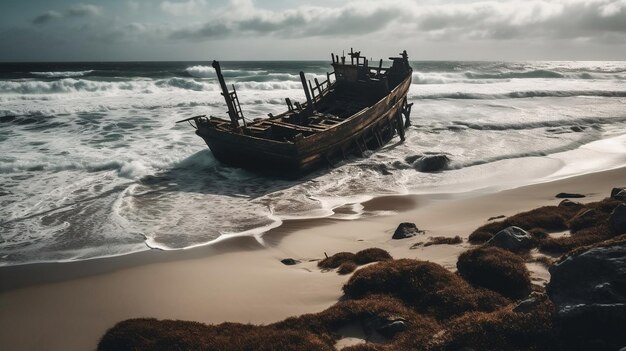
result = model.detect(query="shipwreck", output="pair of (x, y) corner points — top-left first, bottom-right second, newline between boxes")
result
(177, 49), (413, 177)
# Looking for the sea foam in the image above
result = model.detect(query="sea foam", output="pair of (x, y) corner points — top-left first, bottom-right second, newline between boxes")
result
(2, 59), (626, 266)
(31, 70), (94, 78)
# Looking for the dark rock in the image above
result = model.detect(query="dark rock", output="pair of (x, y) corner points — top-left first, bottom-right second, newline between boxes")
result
(488, 215), (506, 221)
(486, 226), (533, 251)
(513, 292), (547, 313)
(392, 222), (422, 239)
(570, 126), (585, 132)
(613, 189), (626, 201)
(555, 192), (585, 199)
(609, 204), (626, 235)
(569, 208), (600, 233)
(358, 163), (392, 176)
(547, 242), (626, 350)
(280, 258), (300, 266)
(391, 160), (412, 170)
(404, 155), (422, 164)
(412, 154), (450, 172)
(558, 199), (583, 208)
(611, 187), (625, 199)
(376, 320), (407, 338)
(363, 315), (407, 338)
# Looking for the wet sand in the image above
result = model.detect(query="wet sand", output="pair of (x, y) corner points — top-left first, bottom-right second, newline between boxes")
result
(1, 166), (624, 351)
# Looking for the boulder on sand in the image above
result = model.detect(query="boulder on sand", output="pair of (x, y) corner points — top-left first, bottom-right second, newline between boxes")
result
(558, 199), (583, 209)
(280, 258), (300, 266)
(547, 238), (626, 350)
(610, 187), (626, 200)
(609, 204), (626, 235)
(393, 222), (422, 239)
(555, 192), (585, 199)
(486, 226), (533, 251)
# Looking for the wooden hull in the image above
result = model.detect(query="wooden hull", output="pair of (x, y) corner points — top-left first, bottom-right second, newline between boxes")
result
(185, 50), (415, 178)
(196, 73), (412, 178)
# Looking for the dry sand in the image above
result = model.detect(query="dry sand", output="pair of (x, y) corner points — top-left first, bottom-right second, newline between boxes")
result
(1, 166), (624, 351)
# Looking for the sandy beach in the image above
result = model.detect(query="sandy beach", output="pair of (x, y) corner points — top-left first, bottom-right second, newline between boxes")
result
(1, 165), (624, 350)
(2, 1), (626, 349)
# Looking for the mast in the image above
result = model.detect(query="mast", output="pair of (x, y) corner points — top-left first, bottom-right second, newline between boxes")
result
(212, 60), (240, 128)
(299, 71), (314, 111)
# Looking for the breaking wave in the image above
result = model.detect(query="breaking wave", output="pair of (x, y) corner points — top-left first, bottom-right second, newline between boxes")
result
(411, 70), (624, 85)
(185, 65), (268, 79)
(234, 81), (302, 90)
(185, 65), (215, 78)
(0, 158), (173, 179)
(0, 76), (304, 95)
(450, 116), (626, 131)
(0, 79), (150, 94)
(410, 90), (626, 100)
(464, 69), (565, 79)
(157, 77), (214, 91)
(31, 70), (94, 78)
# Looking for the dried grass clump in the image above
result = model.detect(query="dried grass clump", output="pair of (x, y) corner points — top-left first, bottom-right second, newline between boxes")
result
(468, 230), (494, 244)
(535, 198), (622, 254)
(423, 236), (463, 247)
(457, 247), (531, 299)
(557, 233), (626, 261)
(569, 198), (621, 232)
(343, 259), (509, 320)
(468, 205), (580, 244)
(338, 261), (358, 275)
(274, 294), (440, 348)
(319, 249), (392, 274)
(354, 248), (393, 265)
(318, 252), (356, 269)
(568, 209), (600, 233)
(431, 299), (556, 351)
(341, 344), (385, 351)
(527, 228), (549, 240)
(590, 197), (623, 213)
(98, 319), (333, 351)
(538, 228), (607, 254)
(531, 255), (555, 267)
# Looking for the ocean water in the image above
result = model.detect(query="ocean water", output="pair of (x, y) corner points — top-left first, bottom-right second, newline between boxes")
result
(1, 60), (625, 266)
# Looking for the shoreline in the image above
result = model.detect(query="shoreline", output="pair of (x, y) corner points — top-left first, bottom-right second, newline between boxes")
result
(2, 132), (625, 269)
(1, 166), (625, 350)
(0, 161), (623, 289)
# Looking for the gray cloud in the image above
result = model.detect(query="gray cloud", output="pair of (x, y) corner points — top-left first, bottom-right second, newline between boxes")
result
(165, 0), (626, 43)
(169, 3), (405, 40)
(32, 3), (102, 26)
(411, 0), (626, 42)
(169, 23), (232, 40)
(160, 0), (206, 16)
(13, 0), (626, 61)
(66, 4), (103, 18)
(32, 11), (62, 25)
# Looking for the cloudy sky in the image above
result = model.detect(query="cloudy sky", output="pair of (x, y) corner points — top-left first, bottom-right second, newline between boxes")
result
(1, 0), (625, 61)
